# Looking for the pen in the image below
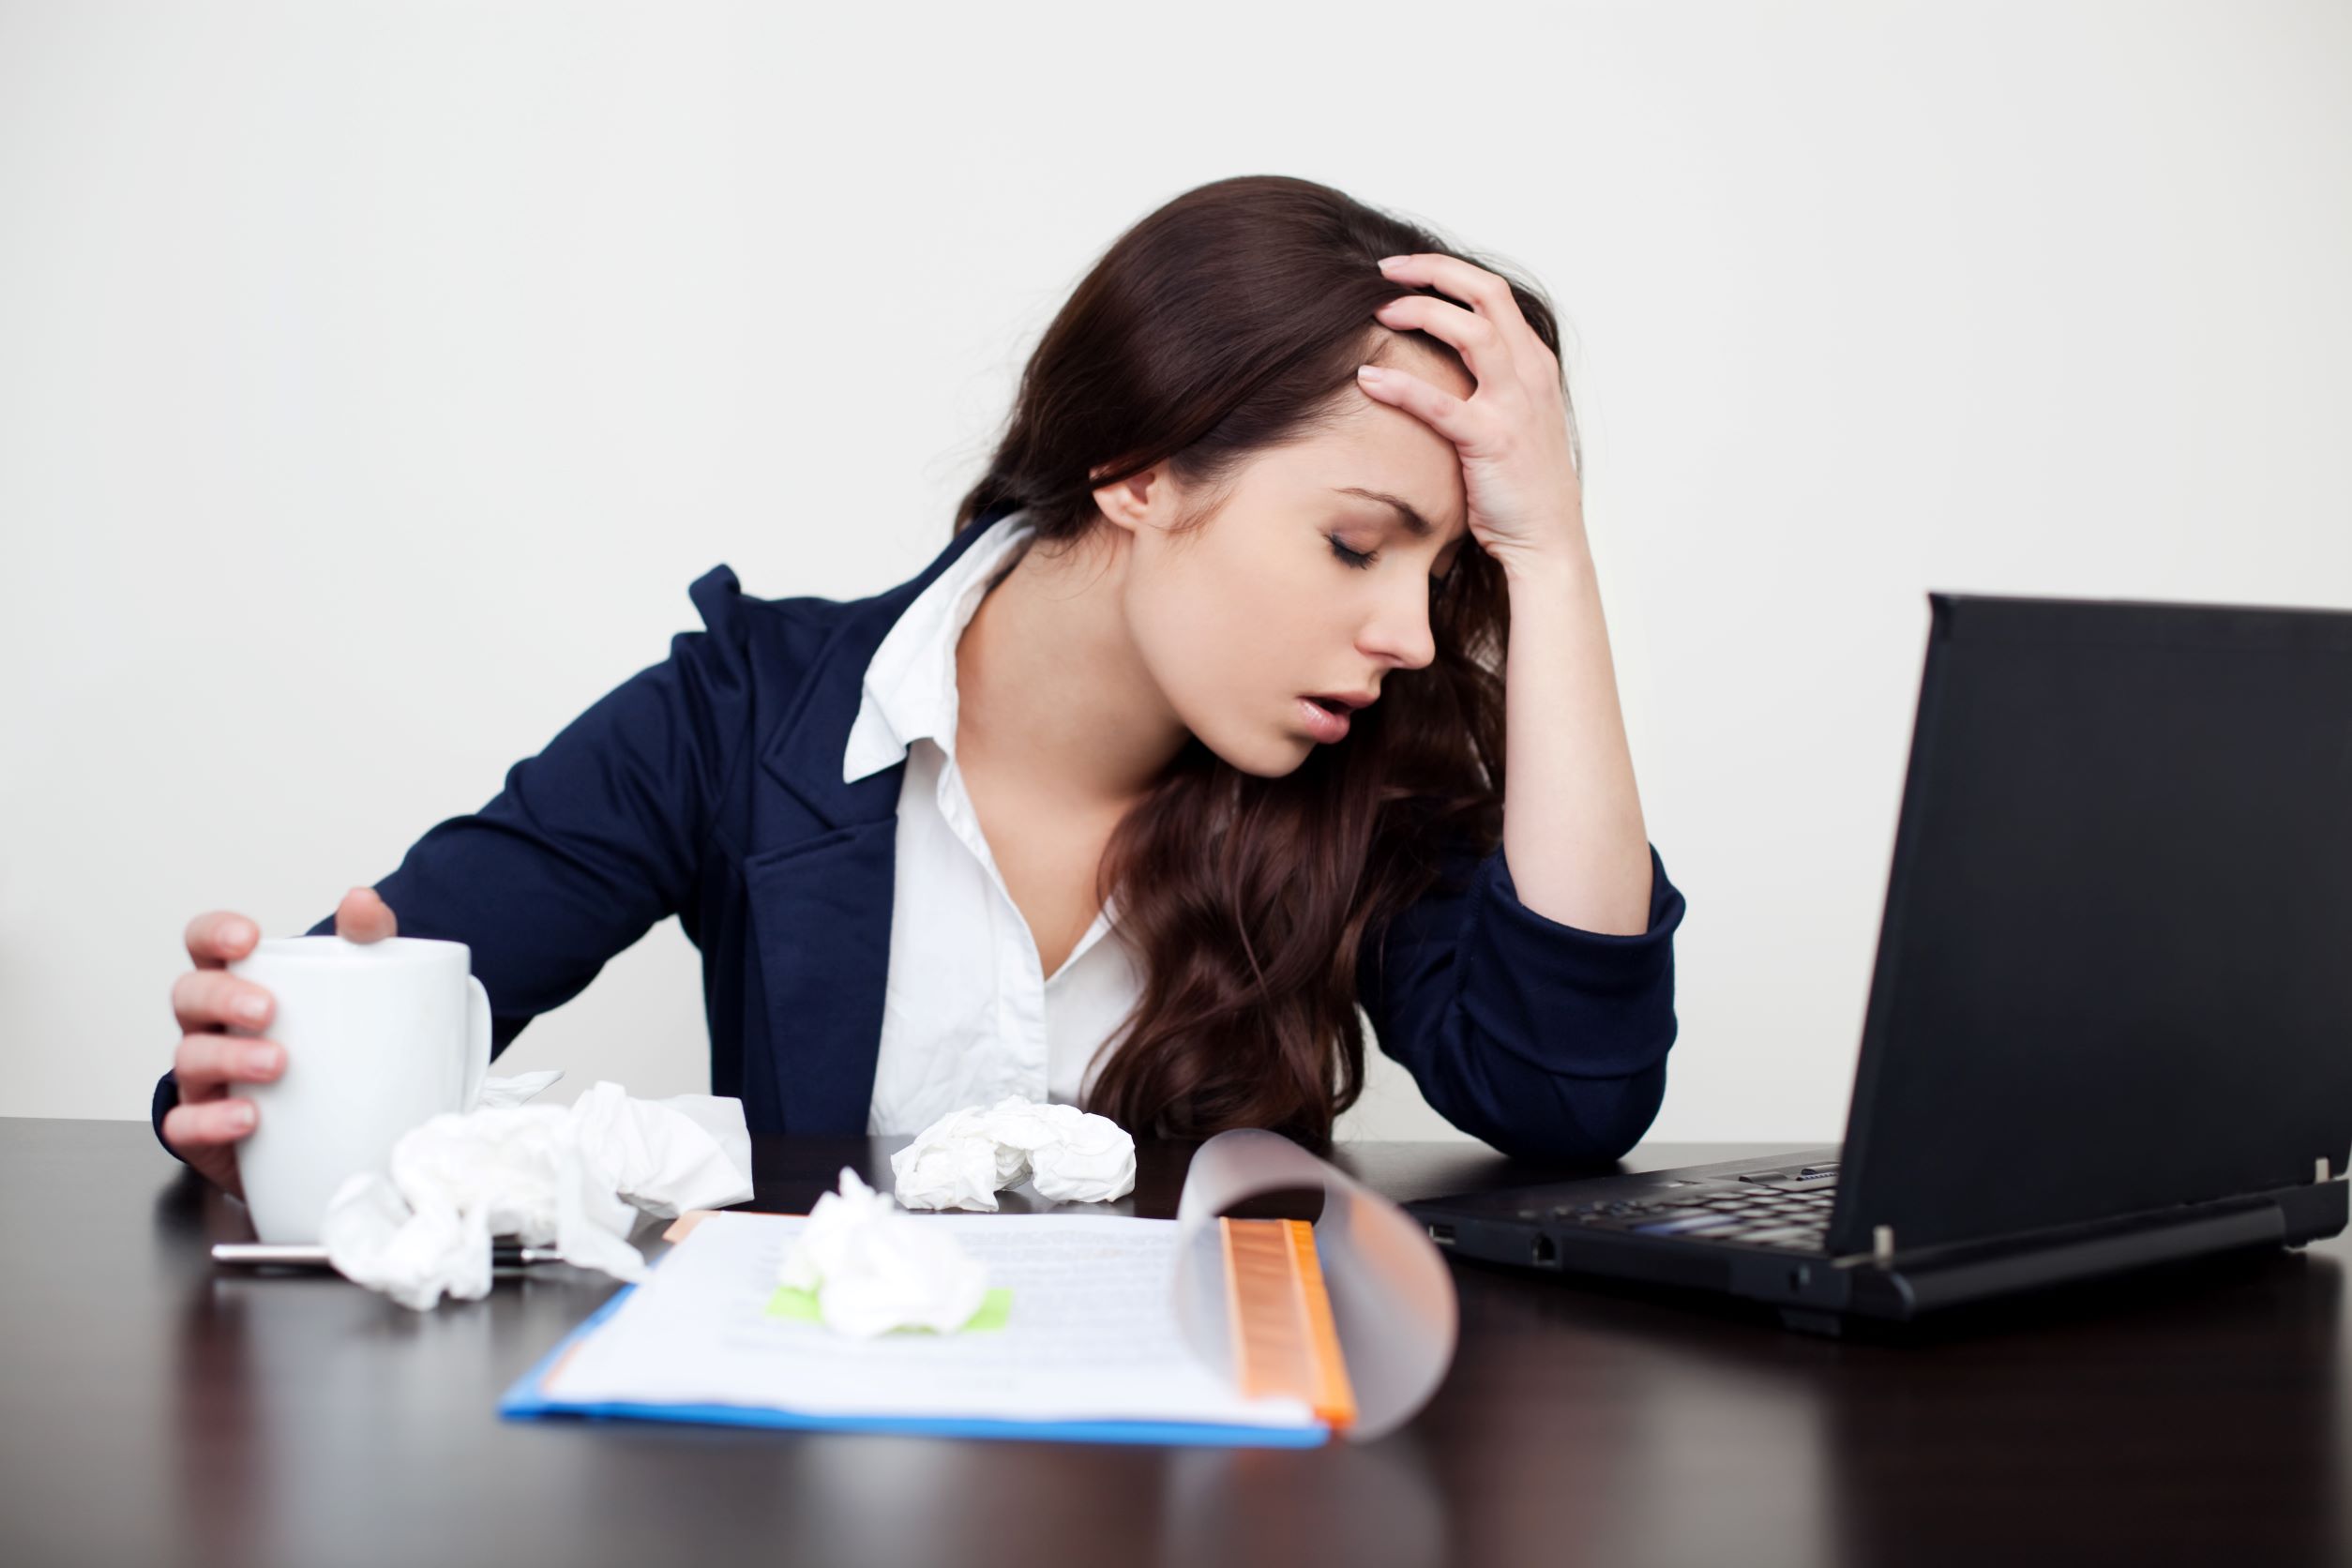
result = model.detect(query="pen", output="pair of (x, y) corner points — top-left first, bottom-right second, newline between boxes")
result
(211, 1243), (568, 1270)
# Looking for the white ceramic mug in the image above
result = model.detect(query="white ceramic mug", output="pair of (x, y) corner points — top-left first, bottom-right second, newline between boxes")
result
(224, 936), (490, 1244)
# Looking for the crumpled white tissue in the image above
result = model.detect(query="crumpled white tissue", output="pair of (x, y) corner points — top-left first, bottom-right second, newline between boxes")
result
(776, 1167), (990, 1337)
(889, 1095), (1137, 1212)
(319, 1072), (754, 1311)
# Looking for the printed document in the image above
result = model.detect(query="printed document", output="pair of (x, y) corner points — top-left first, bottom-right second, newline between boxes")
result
(540, 1211), (1316, 1429)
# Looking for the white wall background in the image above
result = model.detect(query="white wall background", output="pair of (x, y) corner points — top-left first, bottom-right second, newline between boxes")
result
(2, 0), (2345, 1146)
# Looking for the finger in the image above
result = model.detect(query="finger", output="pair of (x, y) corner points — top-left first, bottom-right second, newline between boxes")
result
(173, 1033), (285, 1094)
(162, 1097), (258, 1151)
(1355, 362), (1483, 447)
(1373, 294), (1518, 392)
(187, 910), (263, 971)
(1378, 254), (1532, 339)
(173, 968), (276, 1035)
(335, 886), (398, 943)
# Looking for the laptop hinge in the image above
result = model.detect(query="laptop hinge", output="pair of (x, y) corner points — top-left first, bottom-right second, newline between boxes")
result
(1832, 1188), (2296, 1273)
(2319, 1157), (2333, 1184)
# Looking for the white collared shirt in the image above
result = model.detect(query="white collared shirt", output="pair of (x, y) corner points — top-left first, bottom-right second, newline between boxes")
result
(842, 511), (1144, 1136)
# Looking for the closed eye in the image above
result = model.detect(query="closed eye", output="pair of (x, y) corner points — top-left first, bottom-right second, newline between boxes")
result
(1331, 533), (1454, 595)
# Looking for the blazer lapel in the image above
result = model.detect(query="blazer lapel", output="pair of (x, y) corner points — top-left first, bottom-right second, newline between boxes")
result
(741, 512), (1012, 1134)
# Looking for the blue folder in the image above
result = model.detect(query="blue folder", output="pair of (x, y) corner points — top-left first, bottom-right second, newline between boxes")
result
(497, 1284), (1332, 1447)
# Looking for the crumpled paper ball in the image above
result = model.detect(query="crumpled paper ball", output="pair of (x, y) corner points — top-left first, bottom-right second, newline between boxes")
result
(320, 1075), (753, 1311)
(776, 1167), (990, 1337)
(888, 1095), (1137, 1212)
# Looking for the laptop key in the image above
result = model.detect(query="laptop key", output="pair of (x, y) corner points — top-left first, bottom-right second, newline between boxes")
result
(1734, 1225), (1824, 1246)
(1629, 1212), (1748, 1236)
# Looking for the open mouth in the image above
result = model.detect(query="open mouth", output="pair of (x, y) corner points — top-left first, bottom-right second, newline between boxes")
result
(1298, 695), (1354, 744)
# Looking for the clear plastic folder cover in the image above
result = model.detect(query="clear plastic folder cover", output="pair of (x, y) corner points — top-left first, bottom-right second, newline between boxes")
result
(533, 1128), (1458, 1440)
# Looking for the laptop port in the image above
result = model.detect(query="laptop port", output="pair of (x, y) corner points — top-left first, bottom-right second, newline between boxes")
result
(1531, 1233), (1559, 1267)
(1427, 1222), (1456, 1246)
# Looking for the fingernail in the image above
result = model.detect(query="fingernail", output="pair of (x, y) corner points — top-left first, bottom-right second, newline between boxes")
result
(246, 1044), (280, 1075)
(1377, 255), (1407, 271)
(228, 1103), (255, 1130)
(1356, 364), (1385, 382)
(235, 994), (268, 1022)
(222, 921), (252, 948)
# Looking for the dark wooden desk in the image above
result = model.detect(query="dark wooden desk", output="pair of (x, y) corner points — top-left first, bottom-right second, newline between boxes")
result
(2, 1119), (2343, 1568)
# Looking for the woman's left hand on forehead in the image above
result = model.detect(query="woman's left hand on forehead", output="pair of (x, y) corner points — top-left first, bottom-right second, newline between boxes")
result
(1356, 253), (1586, 575)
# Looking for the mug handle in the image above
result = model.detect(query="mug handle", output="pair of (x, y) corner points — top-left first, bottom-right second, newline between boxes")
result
(462, 975), (492, 1112)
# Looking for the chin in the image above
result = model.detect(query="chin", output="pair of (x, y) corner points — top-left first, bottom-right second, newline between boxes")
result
(1195, 726), (1312, 779)
(1252, 735), (1321, 778)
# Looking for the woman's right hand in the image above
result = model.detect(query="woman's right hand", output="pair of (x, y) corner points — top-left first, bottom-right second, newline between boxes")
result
(162, 887), (399, 1197)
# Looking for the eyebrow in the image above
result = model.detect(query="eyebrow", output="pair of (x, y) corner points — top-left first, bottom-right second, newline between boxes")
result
(1332, 486), (1455, 543)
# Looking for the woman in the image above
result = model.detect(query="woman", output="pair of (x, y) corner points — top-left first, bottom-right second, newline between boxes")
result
(156, 174), (1686, 1198)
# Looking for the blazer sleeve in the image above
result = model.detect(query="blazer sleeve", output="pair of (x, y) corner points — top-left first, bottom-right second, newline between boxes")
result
(1357, 837), (1687, 1165)
(151, 565), (760, 1165)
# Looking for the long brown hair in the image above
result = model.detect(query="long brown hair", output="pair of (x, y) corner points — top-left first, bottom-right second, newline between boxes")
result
(954, 174), (1574, 1150)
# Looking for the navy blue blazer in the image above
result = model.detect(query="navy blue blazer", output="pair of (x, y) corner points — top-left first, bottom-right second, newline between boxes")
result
(154, 514), (1687, 1164)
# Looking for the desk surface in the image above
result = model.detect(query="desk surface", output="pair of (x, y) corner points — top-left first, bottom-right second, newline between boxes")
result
(3, 1119), (2344, 1568)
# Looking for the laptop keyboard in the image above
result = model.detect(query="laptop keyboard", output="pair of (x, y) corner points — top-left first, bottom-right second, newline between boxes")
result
(1530, 1164), (1840, 1253)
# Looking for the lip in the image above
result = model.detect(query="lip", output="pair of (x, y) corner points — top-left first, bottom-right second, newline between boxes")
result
(1307, 690), (1380, 711)
(1298, 695), (1352, 743)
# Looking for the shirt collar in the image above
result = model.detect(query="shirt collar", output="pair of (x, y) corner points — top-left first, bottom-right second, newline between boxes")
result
(842, 510), (1037, 783)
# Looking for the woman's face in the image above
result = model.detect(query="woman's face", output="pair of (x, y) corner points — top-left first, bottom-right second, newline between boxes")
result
(1105, 341), (1476, 778)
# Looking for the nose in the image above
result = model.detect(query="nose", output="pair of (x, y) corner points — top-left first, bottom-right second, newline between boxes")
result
(1357, 576), (1438, 672)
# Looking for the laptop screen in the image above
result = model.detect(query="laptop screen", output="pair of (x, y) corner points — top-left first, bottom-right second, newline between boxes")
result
(1828, 592), (2352, 1257)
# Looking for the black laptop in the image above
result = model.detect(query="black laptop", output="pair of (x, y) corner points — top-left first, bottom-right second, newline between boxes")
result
(1405, 591), (2352, 1335)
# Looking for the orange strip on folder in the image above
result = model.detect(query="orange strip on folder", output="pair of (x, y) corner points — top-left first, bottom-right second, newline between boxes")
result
(1219, 1216), (1357, 1430)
